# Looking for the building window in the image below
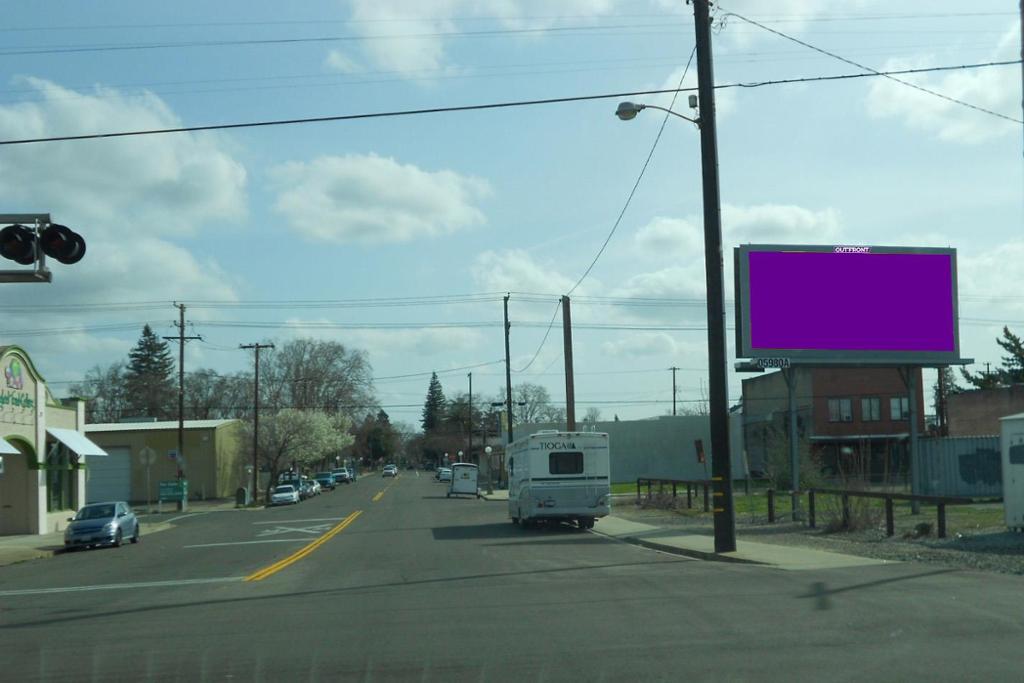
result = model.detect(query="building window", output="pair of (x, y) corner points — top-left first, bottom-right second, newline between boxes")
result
(861, 397), (881, 422)
(890, 396), (910, 421)
(827, 398), (853, 422)
(549, 452), (584, 475)
(46, 444), (74, 512)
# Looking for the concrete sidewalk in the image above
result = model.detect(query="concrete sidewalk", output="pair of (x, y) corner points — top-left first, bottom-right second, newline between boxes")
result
(479, 489), (508, 501)
(476, 490), (885, 570)
(593, 516), (893, 571)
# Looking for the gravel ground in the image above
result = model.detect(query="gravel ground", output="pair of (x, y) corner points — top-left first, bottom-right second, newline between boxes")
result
(611, 497), (1024, 576)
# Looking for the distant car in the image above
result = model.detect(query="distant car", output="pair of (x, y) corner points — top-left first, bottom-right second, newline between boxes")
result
(436, 468), (452, 483)
(64, 501), (140, 550)
(270, 485), (300, 506)
(405, 464), (415, 470)
(383, 464), (398, 478)
(299, 481), (316, 499)
(315, 473), (336, 490)
(309, 480), (321, 495)
(332, 469), (352, 485)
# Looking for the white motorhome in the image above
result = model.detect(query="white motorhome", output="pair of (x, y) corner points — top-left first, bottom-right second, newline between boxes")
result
(508, 430), (610, 529)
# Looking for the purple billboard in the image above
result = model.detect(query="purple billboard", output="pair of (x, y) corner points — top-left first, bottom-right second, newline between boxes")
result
(734, 245), (961, 365)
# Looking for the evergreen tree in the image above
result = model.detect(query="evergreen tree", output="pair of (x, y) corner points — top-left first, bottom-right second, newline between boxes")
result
(961, 326), (1024, 389)
(124, 324), (177, 419)
(421, 372), (446, 433)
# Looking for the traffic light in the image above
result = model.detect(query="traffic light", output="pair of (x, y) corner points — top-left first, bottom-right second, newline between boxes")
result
(0, 222), (86, 265)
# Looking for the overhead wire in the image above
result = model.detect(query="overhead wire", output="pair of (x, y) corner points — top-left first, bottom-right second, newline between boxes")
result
(512, 299), (562, 373)
(718, 3), (1024, 125)
(0, 59), (1017, 146)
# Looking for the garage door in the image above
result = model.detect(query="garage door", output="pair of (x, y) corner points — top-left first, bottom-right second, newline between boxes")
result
(86, 446), (131, 503)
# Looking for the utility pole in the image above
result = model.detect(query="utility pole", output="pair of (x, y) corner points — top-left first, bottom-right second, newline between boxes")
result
(562, 295), (576, 431)
(692, 0), (736, 553)
(163, 303), (201, 491)
(670, 366), (680, 416)
(467, 371), (473, 462)
(937, 367), (947, 435)
(1020, 0), (1023, 158)
(241, 342), (275, 503)
(504, 294), (514, 444)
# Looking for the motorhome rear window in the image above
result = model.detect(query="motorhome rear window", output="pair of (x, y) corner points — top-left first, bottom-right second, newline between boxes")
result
(549, 452), (583, 475)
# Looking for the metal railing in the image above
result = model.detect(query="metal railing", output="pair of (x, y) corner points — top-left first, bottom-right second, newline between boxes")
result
(636, 478), (712, 512)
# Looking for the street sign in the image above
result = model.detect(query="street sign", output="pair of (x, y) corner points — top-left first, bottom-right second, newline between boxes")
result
(159, 480), (188, 501)
(139, 446), (157, 466)
(167, 449), (178, 460)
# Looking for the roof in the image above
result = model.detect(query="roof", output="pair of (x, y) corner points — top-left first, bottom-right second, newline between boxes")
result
(85, 419), (239, 433)
(999, 412), (1024, 422)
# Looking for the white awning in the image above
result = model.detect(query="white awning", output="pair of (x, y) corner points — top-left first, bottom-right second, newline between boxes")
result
(47, 428), (107, 457)
(0, 438), (20, 455)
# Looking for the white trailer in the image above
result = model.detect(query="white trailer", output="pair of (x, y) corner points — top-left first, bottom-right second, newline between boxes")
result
(507, 430), (610, 529)
(1000, 412), (1024, 531)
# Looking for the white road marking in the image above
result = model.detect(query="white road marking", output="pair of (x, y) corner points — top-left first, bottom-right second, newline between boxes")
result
(165, 512), (207, 523)
(184, 539), (310, 548)
(0, 576), (244, 597)
(251, 517), (351, 525)
(256, 523), (332, 537)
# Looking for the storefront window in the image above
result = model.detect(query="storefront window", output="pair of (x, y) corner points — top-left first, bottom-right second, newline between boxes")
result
(46, 443), (74, 512)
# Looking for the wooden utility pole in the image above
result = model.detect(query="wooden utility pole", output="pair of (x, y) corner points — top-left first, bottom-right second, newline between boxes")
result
(670, 366), (680, 416)
(241, 342), (275, 503)
(691, 0), (736, 553)
(467, 371), (473, 462)
(163, 303), (201, 486)
(562, 295), (576, 431)
(504, 294), (514, 444)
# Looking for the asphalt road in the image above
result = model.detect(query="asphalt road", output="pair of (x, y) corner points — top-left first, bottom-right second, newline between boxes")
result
(1, 472), (1023, 682)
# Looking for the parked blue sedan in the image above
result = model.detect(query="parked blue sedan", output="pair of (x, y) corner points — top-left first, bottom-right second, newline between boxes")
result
(64, 501), (140, 550)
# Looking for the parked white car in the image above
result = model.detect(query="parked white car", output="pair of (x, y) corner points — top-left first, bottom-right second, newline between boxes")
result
(270, 484), (300, 506)
(436, 467), (453, 483)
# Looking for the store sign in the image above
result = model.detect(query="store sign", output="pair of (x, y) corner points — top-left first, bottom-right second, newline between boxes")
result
(1, 359), (34, 412)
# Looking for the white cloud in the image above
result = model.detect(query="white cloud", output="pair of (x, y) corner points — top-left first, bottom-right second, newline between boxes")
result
(0, 78), (247, 239)
(345, 0), (623, 78)
(866, 23), (1021, 144)
(344, 328), (485, 357)
(472, 249), (581, 295)
(324, 50), (361, 74)
(723, 203), (842, 244)
(602, 332), (683, 358)
(270, 153), (491, 244)
(959, 240), (1024, 314)
(633, 216), (703, 257)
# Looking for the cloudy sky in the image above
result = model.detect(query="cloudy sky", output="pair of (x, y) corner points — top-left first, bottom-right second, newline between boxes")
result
(0, 0), (1021, 426)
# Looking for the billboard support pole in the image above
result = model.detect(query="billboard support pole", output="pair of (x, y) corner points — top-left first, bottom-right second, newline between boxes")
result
(902, 366), (922, 514)
(783, 368), (800, 520)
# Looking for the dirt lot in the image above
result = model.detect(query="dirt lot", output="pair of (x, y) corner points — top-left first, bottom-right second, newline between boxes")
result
(612, 494), (1024, 575)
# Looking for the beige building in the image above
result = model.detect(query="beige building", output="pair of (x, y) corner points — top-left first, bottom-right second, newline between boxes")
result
(85, 419), (246, 504)
(0, 345), (107, 536)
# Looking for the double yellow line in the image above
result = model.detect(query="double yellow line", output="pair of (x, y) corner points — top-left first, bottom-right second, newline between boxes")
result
(245, 510), (362, 582)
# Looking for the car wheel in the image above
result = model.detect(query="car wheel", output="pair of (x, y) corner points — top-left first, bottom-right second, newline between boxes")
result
(131, 524), (140, 544)
(113, 529), (123, 548)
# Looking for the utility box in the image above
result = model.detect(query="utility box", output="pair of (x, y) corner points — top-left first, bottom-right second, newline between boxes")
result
(999, 412), (1024, 531)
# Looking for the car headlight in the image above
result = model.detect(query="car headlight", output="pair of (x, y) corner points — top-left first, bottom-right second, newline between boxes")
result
(103, 522), (116, 532)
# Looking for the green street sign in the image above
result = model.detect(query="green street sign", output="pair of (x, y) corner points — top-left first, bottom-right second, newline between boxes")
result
(158, 480), (188, 502)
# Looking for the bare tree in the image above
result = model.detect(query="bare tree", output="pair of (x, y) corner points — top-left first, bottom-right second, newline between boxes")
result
(260, 339), (375, 419)
(69, 362), (131, 424)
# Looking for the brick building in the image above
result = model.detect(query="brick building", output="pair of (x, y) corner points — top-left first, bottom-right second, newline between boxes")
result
(947, 385), (1024, 436)
(742, 367), (925, 482)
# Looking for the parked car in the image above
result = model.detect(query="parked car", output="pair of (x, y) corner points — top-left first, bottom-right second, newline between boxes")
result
(64, 501), (140, 550)
(383, 464), (398, 478)
(315, 473), (336, 490)
(270, 484), (300, 505)
(436, 468), (453, 483)
(299, 481), (316, 499)
(309, 480), (321, 495)
(332, 468), (352, 485)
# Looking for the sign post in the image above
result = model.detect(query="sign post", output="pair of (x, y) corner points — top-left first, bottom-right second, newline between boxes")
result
(139, 446), (157, 512)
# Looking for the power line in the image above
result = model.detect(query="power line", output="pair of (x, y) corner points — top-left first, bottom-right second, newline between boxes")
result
(567, 45), (697, 296)
(2, 59), (1016, 147)
(513, 300), (562, 373)
(720, 4), (1024, 125)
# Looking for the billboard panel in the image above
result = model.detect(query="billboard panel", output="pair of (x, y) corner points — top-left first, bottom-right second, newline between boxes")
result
(734, 244), (960, 365)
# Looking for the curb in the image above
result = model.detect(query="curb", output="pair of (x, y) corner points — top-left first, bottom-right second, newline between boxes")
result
(591, 529), (764, 566)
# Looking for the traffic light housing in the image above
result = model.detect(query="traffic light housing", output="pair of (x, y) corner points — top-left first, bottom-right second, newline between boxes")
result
(0, 221), (86, 266)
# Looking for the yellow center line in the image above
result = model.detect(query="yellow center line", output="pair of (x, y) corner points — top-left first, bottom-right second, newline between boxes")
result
(372, 481), (396, 503)
(245, 510), (362, 582)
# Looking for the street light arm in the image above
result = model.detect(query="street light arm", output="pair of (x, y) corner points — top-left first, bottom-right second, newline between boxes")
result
(637, 103), (700, 126)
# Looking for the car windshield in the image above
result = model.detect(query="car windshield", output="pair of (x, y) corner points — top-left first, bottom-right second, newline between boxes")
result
(75, 505), (115, 520)
(274, 486), (294, 494)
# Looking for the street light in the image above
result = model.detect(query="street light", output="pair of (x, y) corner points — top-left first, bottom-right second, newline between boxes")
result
(615, 101), (699, 127)
(484, 446), (493, 495)
(614, 0), (737, 555)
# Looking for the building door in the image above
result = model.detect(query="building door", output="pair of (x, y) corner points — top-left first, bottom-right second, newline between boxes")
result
(0, 448), (34, 535)
(86, 446), (131, 503)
